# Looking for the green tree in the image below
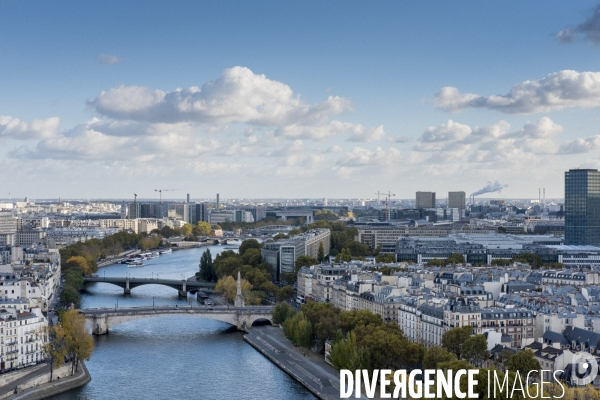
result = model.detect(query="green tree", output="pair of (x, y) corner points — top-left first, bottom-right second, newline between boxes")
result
(241, 248), (262, 267)
(446, 253), (465, 265)
(330, 331), (370, 371)
(64, 269), (84, 291)
(375, 253), (395, 263)
(512, 252), (543, 269)
(507, 349), (541, 380)
(60, 285), (80, 307)
(338, 309), (382, 333)
(491, 258), (511, 266)
(354, 323), (408, 370)
(276, 286), (295, 302)
(441, 326), (473, 359)
(317, 241), (325, 262)
(239, 239), (262, 256)
(294, 255), (318, 275)
(199, 248), (216, 282)
(371, 245), (382, 256)
(272, 302), (297, 325)
(461, 334), (490, 367)
(295, 317), (313, 352)
(335, 248), (352, 263)
(347, 241), (370, 257)
(422, 345), (457, 369)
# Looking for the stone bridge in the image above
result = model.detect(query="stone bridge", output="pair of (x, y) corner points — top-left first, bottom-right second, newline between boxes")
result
(81, 305), (273, 335)
(83, 276), (217, 297)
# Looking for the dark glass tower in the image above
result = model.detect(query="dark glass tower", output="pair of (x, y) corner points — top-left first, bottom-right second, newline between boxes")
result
(565, 169), (600, 245)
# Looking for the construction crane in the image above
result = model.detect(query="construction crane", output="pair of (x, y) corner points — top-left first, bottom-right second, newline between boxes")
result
(379, 191), (396, 221)
(154, 189), (179, 204)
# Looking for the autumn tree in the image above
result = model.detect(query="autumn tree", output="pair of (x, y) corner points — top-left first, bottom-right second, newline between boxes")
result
(215, 275), (256, 304)
(60, 309), (94, 375)
(181, 223), (193, 236)
(65, 256), (91, 276)
(192, 221), (211, 236)
(40, 325), (68, 382)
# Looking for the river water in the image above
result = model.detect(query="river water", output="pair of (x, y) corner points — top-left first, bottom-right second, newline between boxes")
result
(50, 245), (316, 400)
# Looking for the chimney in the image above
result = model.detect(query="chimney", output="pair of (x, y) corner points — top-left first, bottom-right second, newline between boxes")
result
(187, 193), (190, 204)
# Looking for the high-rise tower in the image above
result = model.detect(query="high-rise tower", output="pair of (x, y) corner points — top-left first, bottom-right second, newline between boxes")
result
(565, 169), (600, 245)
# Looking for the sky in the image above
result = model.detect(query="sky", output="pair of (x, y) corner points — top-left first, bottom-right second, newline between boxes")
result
(1, 1), (600, 201)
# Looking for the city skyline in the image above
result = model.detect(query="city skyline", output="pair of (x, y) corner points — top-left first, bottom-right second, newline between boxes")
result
(2, 1), (600, 199)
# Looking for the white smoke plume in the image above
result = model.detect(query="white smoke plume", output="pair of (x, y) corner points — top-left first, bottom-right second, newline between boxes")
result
(470, 181), (508, 197)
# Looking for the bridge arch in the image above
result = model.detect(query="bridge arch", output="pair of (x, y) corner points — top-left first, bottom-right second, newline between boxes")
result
(83, 308), (273, 335)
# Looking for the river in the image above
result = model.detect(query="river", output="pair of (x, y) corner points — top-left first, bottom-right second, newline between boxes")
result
(50, 245), (316, 400)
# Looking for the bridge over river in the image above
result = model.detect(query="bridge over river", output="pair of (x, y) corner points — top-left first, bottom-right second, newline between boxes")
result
(82, 305), (274, 335)
(83, 276), (217, 297)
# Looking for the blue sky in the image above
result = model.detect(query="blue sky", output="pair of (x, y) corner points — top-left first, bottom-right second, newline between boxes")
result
(1, 1), (600, 200)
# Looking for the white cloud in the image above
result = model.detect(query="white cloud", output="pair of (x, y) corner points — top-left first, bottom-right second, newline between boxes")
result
(0, 116), (59, 140)
(348, 125), (386, 142)
(434, 70), (600, 114)
(274, 120), (356, 140)
(14, 119), (220, 161)
(89, 66), (352, 127)
(336, 146), (401, 167)
(411, 117), (571, 168)
(556, 29), (576, 44)
(266, 140), (304, 157)
(559, 135), (600, 154)
(97, 54), (122, 65)
(324, 145), (344, 153)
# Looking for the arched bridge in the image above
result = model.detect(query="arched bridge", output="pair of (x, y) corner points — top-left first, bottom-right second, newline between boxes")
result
(81, 305), (274, 335)
(83, 276), (216, 297)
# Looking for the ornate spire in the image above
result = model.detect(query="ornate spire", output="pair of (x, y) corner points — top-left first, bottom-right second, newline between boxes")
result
(234, 270), (245, 307)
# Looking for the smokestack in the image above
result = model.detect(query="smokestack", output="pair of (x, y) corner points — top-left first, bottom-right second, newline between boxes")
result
(216, 193), (220, 210)
(539, 188), (540, 206)
(543, 188), (546, 208)
(187, 193), (190, 204)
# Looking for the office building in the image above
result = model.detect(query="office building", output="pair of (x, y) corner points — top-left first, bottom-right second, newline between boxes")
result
(191, 203), (209, 224)
(128, 202), (141, 219)
(416, 192), (436, 209)
(448, 191), (466, 209)
(565, 169), (600, 246)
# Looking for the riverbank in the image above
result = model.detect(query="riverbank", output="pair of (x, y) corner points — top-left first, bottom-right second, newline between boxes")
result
(96, 241), (215, 269)
(244, 325), (344, 400)
(2, 362), (90, 400)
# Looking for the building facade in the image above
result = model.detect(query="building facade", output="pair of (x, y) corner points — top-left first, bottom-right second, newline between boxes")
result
(565, 169), (600, 246)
